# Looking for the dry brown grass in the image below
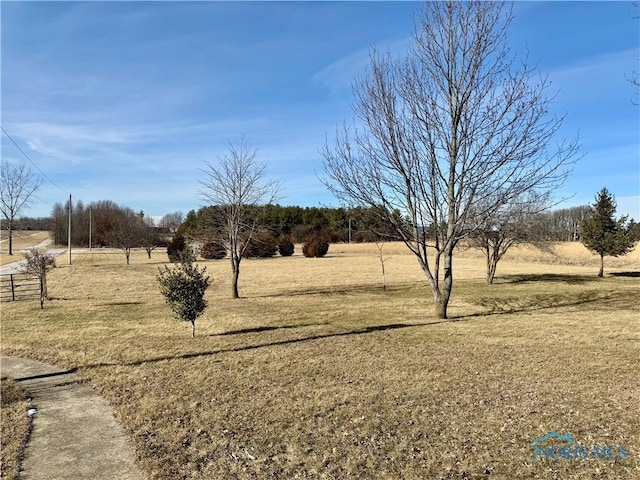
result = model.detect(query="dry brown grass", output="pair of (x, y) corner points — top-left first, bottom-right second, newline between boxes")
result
(1, 243), (639, 479)
(0, 377), (29, 479)
(0, 231), (50, 266)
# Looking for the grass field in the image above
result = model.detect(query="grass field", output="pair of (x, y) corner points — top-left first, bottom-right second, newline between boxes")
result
(1, 238), (639, 479)
(0, 230), (50, 266)
(0, 377), (29, 479)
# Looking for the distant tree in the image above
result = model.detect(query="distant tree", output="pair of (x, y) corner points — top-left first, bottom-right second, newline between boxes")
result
(628, 219), (640, 241)
(544, 205), (591, 242)
(0, 161), (43, 255)
(161, 211), (184, 233)
(581, 188), (636, 277)
(467, 193), (553, 284)
(24, 248), (56, 309)
(167, 234), (190, 263)
(108, 210), (147, 265)
(200, 137), (279, 298)
(141, 225), (165, 259)
(157, 248), (210, 337)
(322, 1), (578, 318)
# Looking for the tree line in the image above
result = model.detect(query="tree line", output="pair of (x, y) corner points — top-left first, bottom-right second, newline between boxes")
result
(177, 203), (638, 246)
(8, 200), (636, 257)
(49, 199), (178, 264)
(177, 204), (399, 244)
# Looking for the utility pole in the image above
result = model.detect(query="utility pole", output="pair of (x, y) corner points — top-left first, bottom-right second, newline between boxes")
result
(89, 207), (92, 250)
(67, 194), (72, 265)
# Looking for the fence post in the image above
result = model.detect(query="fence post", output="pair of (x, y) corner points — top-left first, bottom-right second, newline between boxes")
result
(11, 274), (15, 301)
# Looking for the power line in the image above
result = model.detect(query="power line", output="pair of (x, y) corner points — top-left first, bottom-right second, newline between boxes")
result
(1, 126), (69, 194)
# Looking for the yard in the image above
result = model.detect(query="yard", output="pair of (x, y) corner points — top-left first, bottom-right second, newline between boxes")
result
(1, 241), (639, 479)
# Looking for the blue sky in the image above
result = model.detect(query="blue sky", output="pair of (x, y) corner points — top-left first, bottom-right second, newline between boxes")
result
(2, 1), (638, 221)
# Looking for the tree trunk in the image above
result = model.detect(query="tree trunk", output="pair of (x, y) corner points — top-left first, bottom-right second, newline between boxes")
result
(434, 251), (453, 319)
(486, 262), (497, 284)
(8, 224), (13, 255)
(39, 275), (45, 309)
(434, 295), (448, 319)
(191, 321), (196, 338)
(42, 270), (48, 299)
(486, 247), (500, 284)
(381, 261), (387, 291)
(231, 258), (240, 299)
(598, 254), (604, 277)
(484, 246), (496, 284)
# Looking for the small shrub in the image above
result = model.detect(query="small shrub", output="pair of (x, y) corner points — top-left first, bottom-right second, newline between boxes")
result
(200, 241), (226, 260)
(278, 236), (295, 257)
(157, 252), (210, 337)
(167, 234), (189, 263)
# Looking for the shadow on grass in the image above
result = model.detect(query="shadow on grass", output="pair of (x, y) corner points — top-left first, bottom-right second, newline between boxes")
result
(609, 271), (640, 278)
(78, 321), (453, 371)
(209, 323), (328, 337)
(259, 282), (421, 299)
(97, 301), (145, 307)
(455, 290), (633, 319)
(497, 273), (599, 284)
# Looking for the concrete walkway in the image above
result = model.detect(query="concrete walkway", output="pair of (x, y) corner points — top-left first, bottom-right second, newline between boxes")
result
(0, 355), (145, 480)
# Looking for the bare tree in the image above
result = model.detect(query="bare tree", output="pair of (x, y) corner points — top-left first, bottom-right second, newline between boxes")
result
(322, 1), (579, 319)
(108, 209), (147, 265)
(1, 161), (43, 255)
(374, 239), (391, 291)
(161, 211), (184, 233)
(466, 193), (553, 284)
(140, 214), (164, 259)
(200, 137), (279, 298)
(24, 248), (55, 309)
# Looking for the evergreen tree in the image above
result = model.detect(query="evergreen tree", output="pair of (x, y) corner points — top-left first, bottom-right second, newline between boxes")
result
(157, 248), (210, 337)
(581, 188), (636, 277)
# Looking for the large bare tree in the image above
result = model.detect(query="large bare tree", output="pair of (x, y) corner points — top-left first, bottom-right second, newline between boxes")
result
(322, 1), (579, 319)
(200, 137), (279, 298)
(1, 161), (43, 255)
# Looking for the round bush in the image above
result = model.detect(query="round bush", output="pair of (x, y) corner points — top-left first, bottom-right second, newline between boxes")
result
(278, 237), (295, 257)
(302, 237), (329, 258)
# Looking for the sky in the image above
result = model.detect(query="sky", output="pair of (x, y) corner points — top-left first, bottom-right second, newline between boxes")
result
(1, 1), (639, 221)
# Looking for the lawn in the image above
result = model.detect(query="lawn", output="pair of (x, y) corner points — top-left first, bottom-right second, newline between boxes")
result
(1, 241), (638, 479)
(0, 230), (50, 266)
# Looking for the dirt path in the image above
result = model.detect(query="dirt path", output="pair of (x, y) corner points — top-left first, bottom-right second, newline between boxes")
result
(0, 355), (145, 480)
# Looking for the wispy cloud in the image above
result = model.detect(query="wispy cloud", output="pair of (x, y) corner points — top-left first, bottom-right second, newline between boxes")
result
(312, 37), (412, 95)
(547, 49), (639, 106)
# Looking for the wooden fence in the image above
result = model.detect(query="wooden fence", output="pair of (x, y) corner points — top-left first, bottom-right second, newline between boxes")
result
(0, 273), (40, 302)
